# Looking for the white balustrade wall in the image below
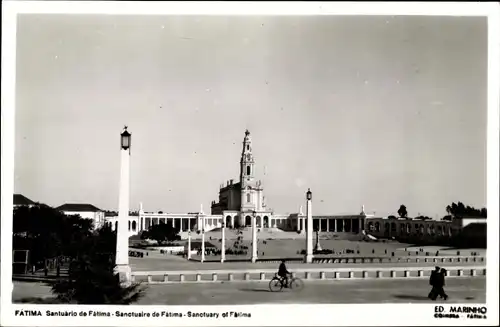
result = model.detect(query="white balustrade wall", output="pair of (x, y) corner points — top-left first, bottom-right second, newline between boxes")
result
(131, 265), (486, 284)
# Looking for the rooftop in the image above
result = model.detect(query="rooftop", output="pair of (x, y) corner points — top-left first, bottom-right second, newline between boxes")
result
(13, 194), (36, 206)
(56, 203), (103, 212)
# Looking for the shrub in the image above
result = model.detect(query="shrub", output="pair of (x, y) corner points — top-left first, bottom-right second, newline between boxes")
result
(52, 254), (145, 305)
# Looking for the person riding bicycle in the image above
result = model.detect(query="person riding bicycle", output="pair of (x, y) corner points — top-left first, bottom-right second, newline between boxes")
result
(278, 260), (290, 288)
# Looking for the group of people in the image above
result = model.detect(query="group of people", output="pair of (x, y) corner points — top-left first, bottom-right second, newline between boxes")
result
(196, 248), (220, 256)
(428, 266), (448, 301)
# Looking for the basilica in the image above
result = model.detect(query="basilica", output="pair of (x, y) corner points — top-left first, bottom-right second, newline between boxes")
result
(210, 129), (283, 229)
(106, 130), (367, 236)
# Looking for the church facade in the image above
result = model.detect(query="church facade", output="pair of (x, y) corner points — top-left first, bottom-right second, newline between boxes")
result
(210, 129), (278, 229)
(107, 130), (367, 236)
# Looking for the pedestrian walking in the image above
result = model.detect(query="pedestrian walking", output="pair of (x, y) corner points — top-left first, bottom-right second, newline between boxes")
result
(428, 266), (440, 300)
(436, 268), (448, 300)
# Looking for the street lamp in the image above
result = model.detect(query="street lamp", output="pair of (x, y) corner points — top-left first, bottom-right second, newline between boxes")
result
(221, 222), (226, 263)
(201, 223), (206, 263)
(305, 188), (313, 263)
(115, 126), (132, 286)
(121, 127), (131, 150)
(187, 230), (192, 260)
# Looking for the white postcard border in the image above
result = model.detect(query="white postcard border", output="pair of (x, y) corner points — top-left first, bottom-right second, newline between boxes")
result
(1, 1), (499, 326)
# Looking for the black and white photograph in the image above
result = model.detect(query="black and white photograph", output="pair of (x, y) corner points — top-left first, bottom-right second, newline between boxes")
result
(1, 2), (499, 326)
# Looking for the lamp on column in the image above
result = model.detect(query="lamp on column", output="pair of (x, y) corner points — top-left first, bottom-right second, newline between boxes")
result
(187, 230), (192, 260)
(121, 127), (131, 151)
(115, 126), (132, 286)
(221, 222), (226, 263)
(305, 188), (313, 263)
(201, 221), (206, 263)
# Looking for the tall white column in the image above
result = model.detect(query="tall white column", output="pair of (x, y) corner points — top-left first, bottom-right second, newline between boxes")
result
(305, 189), (313, 263)
(115, 127), (132, 286)
(221, 222), (226, 263)
(299, 205), (304, 232)
(139, 202), (144, 232)
(201, 224), (206, 263)
(187, 231), (192, 260)
(251, 214), (258, 263)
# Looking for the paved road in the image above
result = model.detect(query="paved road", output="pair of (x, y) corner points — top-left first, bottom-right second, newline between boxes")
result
(135, 277), (486, 305)
(13, 277), (485, 305)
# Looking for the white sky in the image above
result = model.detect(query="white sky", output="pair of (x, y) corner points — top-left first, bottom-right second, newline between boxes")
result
(14, 15), (487, 217)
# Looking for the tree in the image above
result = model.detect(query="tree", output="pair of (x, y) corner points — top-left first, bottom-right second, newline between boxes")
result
(52, 224), (145, 304)
(141, 222), (180, 244)
(397, 205), (408, 218)
(446, 205), (452, 215)
(13, 204), (94, 268)
(445, 202), (487, 218)
(14, 204), (145, 305)
(457, 202), (466, 215)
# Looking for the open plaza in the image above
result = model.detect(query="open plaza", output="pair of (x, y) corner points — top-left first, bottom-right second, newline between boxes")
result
(13, 277), (486, 305)
(13, 236), (487, 304)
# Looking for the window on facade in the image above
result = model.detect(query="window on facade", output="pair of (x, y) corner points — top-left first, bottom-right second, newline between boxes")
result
(247, 145), (249, 150)
(247, 193), (251, 203)
(247, 166), (251, 175)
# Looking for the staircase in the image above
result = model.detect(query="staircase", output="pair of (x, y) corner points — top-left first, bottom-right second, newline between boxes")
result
(179, 227), (304, 240)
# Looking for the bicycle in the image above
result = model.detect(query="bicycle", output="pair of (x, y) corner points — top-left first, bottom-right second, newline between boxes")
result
(269, 273), (304, 292)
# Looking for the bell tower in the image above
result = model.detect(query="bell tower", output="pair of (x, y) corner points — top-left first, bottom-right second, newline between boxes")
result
(240, 129), (255, 184)
(240, 129), (257, 212)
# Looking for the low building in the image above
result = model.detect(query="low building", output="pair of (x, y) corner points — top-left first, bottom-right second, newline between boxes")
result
(56, 203), (105, 230)
(13, 194), (36, 208)
(364, 216), (486, 246)
(105, 211), (140, 237)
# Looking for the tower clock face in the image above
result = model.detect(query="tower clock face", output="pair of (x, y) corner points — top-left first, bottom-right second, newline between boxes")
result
(246, 154), (251, 160)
